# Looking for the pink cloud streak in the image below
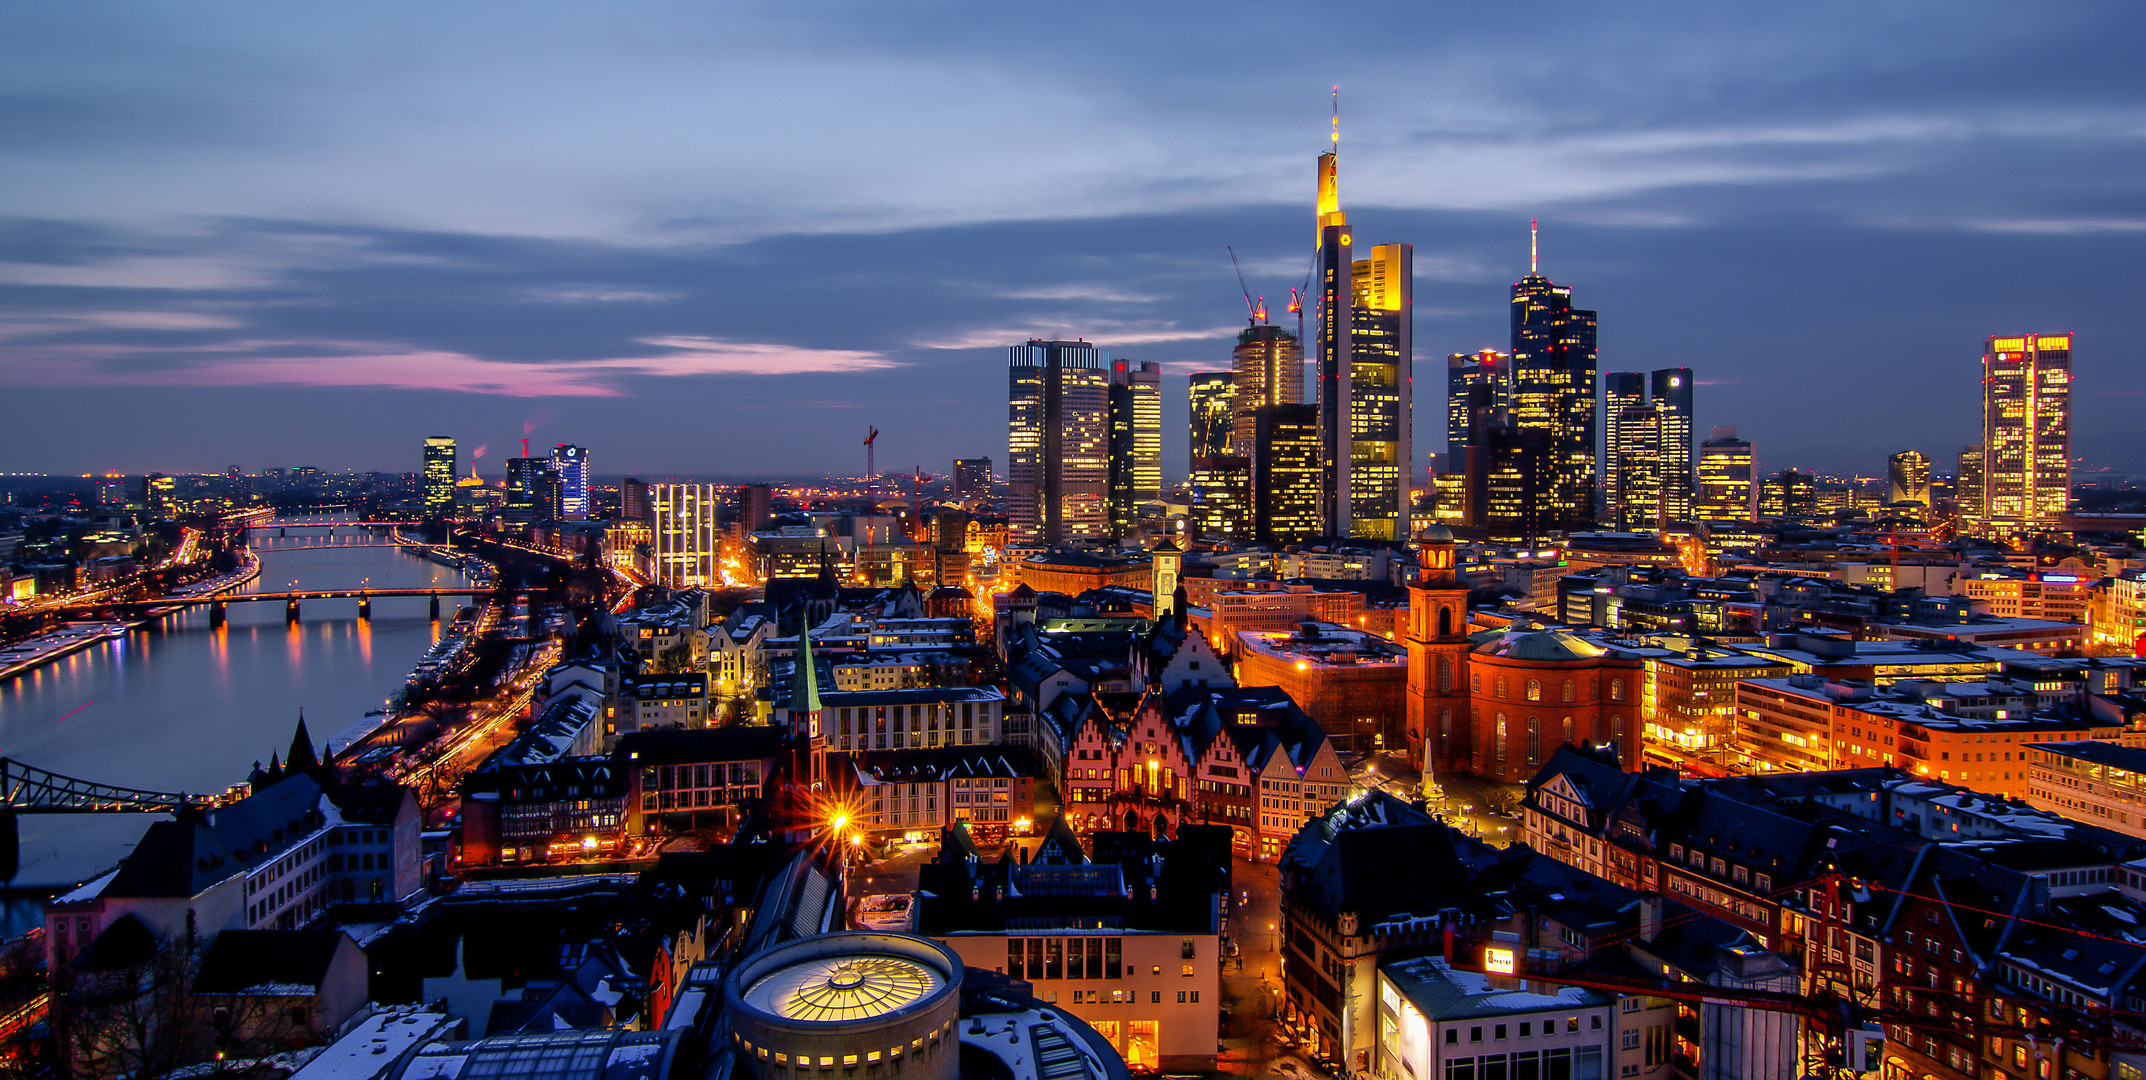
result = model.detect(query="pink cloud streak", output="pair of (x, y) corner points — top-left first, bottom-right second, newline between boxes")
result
(0, 336), (901, 397)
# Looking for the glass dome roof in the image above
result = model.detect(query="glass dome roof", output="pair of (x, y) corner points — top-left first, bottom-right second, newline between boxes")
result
(745, 954), (943, 1023)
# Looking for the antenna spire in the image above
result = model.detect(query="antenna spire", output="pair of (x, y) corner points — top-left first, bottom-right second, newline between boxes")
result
(1330, 86), (1340, 152)
(1530, 218), (1539, 274)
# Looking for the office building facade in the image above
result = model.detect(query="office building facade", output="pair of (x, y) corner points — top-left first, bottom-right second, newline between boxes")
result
(550, 443), (589, 521)
(1109, 360), (1163, 539)
(1445, 350), (1510, 461)
(1958, 443), (1986, 527)
(503, 457), (559, 526)
(1187, 455), (1252, 543)
(620, 477), (650, 522)
(1312, 146), (1412, 541)
(1254, 404), (1322, 545)
(952, 457), (992, 501)
(422, 436), (456, 518)
(737, 483), (772, 535)
(1888, 450), (1931, 507)
(1509, 239), (1599, 531)
(1231, 325), (1303, 455)
(1651, 367), (1693, 521)
(652, 483), (720, 587)
(1189, 372), (1234, 462)
(1696, 427), (1757, 521)
(1602, 373), (1645, 523)
(1976, 333), (2072, 538)
(1602, 368), (1692, 530)
(1009, 339), (1111, 548)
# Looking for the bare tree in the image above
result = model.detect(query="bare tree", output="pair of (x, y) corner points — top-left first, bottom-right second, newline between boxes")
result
(54, 924), (200, 1080)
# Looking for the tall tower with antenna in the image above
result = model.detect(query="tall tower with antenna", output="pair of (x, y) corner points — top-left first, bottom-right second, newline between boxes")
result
(1312, 88), (1412, 541)
(1509, 219), (1600, 529)
(1314, 87), (1354, 535)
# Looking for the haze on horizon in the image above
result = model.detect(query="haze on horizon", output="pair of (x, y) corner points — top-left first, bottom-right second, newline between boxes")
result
(4, 2), (2144, 481)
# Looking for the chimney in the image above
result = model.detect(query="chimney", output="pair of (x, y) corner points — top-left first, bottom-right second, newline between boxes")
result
(1639, 895), (1662, 943)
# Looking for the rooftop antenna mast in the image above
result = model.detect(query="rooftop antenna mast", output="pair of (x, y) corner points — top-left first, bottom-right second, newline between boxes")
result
(1531, 218), (1539, 274)
(1227, 246), (1266, 327)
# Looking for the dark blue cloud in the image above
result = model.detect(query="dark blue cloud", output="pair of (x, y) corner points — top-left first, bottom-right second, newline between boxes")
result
(2, 2), (2143, 481)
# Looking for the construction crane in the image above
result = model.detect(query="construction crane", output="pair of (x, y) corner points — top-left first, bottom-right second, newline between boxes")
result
(863, 426), (879, 483)
(1227, 246), (1267, 327)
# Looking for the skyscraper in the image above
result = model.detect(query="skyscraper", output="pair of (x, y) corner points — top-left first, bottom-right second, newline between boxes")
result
(652, 483), (720, 587)
(1347, 242), (1413, 540)
(1189, 372), (1235, 461)
(1602, 372), (1645, 523)
(1602, 368), (1691, 529)
(1888, 450), (1932, 507)
(503, 457), (557, 526)
(1509, 224), (1598, 530)
(621, 477), (650, 522)
(1958, 444), (1986, 528)
(1977, 334), (2073, 539)
(1612, 405), (1665, 531)
(1231, 325), (1302, 455)
(1446, 350), (1510, 461)
(1108, 359), (1162, 539)
(1253, 404), (1321, 545)
(1187, 454), (1252, 543)
(422, 436), (456, 518)
(1463, 384), (1557, 543)
(739, 483), (773, 535)
(1310, 131), (1412, 540)
(952, 458), (992, 501)
(1697, 427), (1757, 521)
(1760, 470), (1817, 519)
(1651, 367), (1694, 522)
(550, 444), (589, 521)
(1008, 339), (1110, 548)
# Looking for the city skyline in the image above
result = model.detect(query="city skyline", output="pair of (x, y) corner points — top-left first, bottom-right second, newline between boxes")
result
(3, 5), (2144, 480)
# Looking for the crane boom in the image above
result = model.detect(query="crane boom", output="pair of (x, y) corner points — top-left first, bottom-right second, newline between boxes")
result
(1227, 246), (1265, 326)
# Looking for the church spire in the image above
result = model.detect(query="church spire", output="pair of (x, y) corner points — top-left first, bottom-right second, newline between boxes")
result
(288, 710), (320, 776)
(790, 625), (822, 716)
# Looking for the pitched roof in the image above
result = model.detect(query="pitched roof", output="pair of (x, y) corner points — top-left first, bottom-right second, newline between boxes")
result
(105, 773), (328, 899)
(196, 930), (353, 994)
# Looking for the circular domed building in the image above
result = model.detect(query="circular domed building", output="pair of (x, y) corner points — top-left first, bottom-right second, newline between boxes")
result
(725, 933), (964, 1080)
(1466, 628), (1644, 782)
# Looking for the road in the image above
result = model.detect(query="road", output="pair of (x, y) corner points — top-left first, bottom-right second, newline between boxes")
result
(393, 635), (560, 805)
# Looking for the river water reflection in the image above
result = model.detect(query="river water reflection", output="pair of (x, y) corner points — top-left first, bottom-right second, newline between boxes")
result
(0, 516), (472, 913)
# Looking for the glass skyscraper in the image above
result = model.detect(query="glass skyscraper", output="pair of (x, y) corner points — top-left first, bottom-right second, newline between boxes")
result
(1254, 404), (1322, 545)
(1008, 339), (1110, 548)
(1976, 334), (2072, 539)
(1189, 372), (1234, 461)
(1603, 368), (1692, 529)
(1509, 244), (1598, 530)
(1888, 450), (1932, 507)
(1231, 325), (1302, 456)
(1108, 359), (1162, 539)
(1697, 427), (1756, 521)
(1447, 350), (1509, 461)
(1311, 145), (1411, 540)
(422, 436), (456, 518)
(652, 482), (720, 586)
(551, 443), (589, 521)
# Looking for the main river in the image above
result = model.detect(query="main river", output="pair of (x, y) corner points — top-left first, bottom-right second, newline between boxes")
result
(0, 515), (474, 920)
